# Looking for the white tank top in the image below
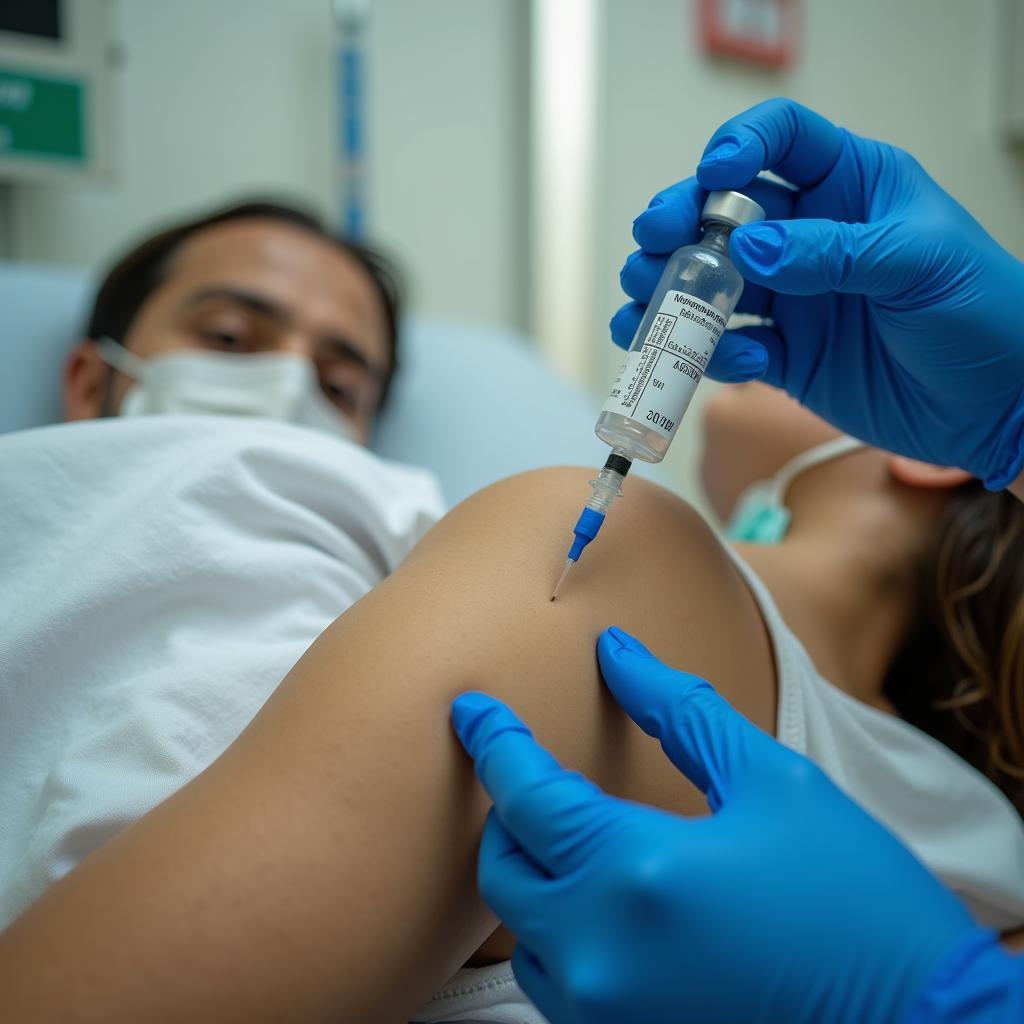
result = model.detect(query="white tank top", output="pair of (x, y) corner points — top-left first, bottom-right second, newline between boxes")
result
(728, 546), (1024, 929)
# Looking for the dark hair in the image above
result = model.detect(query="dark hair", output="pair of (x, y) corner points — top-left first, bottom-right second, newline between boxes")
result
(886, 485), (1024, 815)
(85, 199), (404, 409)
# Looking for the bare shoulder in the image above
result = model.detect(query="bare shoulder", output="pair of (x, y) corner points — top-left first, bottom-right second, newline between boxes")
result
(294, 462), (775, 843)
(398, 465), (776, 752)
(410, 465), (743, 588)
(0, 471), (775, 1021)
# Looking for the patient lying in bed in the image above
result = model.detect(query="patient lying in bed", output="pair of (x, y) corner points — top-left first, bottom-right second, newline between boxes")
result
(3, 404), (1024, 1021)
(1, 200), (1022, 1022)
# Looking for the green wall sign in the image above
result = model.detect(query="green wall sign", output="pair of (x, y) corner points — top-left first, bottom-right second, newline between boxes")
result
(0, 67), (86, 163)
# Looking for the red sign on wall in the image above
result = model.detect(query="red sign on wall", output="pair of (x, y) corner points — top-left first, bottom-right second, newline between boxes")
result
(699, 0), (799, 69)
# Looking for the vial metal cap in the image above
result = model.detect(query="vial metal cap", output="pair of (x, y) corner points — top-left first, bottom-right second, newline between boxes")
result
(701, 190), (765, 229)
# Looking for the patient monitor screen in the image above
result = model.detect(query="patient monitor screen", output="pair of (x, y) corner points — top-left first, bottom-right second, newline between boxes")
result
(0, 1), (62, 41)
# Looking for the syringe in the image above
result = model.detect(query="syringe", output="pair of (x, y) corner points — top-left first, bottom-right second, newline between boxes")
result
(551, 190), (765, 601)
(550, 452), (631, 600)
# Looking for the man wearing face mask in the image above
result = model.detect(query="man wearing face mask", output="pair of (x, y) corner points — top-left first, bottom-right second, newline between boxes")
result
(0, 201), (445, 929)
(64, 200), (398, 442)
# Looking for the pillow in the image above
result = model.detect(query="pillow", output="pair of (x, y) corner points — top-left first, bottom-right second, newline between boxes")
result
(0, 263), (93, 436)
(373, 316), (609, 503)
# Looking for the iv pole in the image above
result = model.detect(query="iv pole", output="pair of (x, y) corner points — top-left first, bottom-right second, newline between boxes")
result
(333, 0), (370, 240)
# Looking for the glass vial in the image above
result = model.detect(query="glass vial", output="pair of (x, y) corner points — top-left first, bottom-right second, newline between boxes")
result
(596, 189), (765, 463)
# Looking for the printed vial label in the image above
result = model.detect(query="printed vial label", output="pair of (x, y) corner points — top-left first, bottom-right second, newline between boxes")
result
(602, 290), (727, 440)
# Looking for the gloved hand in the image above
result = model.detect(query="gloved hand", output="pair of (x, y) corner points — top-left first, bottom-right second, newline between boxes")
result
(451, 625), (987, 1024)
(612, 97), (1024, 489)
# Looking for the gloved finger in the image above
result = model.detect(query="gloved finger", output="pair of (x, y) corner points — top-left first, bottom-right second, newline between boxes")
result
(714, 323), (787, 391)
(730, 217), (905, 297)
(732, 278), (775, 317)
(610, 314), (773, 380)
(511, 944), (568, 1024)
(452, 691), (617, 875)
(696, 97), (844, 190)
(619, 248), (775, 318)
(609, 302), (643, 349)
(597, 627), (784, 811)
(629, 176), (706, 254)
(633, 174), (797, 253)
(619, 249), (669, 303)
(704, 330), (768, 383)
(476, 808), (551, 949)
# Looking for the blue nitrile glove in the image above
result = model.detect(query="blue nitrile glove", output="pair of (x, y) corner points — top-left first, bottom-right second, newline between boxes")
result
(903, 930), (1024, 1024)
(451, 625), (987, 1024)
(612, 97), (1024, 489)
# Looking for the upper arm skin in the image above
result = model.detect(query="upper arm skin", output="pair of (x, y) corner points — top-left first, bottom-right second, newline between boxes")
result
(0, 468), (774, 1023)
(392, 466), (775, 819)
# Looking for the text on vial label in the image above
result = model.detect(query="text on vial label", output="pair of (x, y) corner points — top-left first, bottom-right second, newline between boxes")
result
(601, 290), (727, 441)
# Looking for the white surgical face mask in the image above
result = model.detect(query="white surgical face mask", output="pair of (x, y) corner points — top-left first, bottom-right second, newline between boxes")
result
(725, 435), (866, 544)
(97, 338), (358, 443)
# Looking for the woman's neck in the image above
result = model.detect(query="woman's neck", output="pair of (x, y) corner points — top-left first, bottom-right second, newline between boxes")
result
(731, 450), (937, 710)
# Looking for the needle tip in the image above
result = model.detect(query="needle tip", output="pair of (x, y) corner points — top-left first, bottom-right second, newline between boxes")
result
(550, 559), (574, 601)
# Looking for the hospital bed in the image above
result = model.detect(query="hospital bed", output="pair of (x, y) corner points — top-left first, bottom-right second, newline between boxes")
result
(0, 261), (620, 506)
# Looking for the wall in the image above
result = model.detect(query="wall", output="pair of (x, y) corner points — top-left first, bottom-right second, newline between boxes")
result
(9, 1), (335, 268)
(366, 0), (529, 328)
(6, 0), (1024, 509)
(6, 0), (529, 329)
(593, 0), (1024, 510)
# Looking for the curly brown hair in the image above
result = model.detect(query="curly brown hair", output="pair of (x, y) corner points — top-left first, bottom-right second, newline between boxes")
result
(886, 485), (1024, 815)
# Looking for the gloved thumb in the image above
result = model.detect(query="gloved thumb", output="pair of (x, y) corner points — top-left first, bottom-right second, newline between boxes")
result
(597, 626), (783, 811)
(730, 217), (907, 297)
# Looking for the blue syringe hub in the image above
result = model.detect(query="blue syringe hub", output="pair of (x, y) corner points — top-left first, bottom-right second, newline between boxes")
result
(551, 453), (632, 601)
(568, 507), (606, 561)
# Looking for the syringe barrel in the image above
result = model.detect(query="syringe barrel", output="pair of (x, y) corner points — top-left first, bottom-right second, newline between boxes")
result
(595, 190), (764, 464)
